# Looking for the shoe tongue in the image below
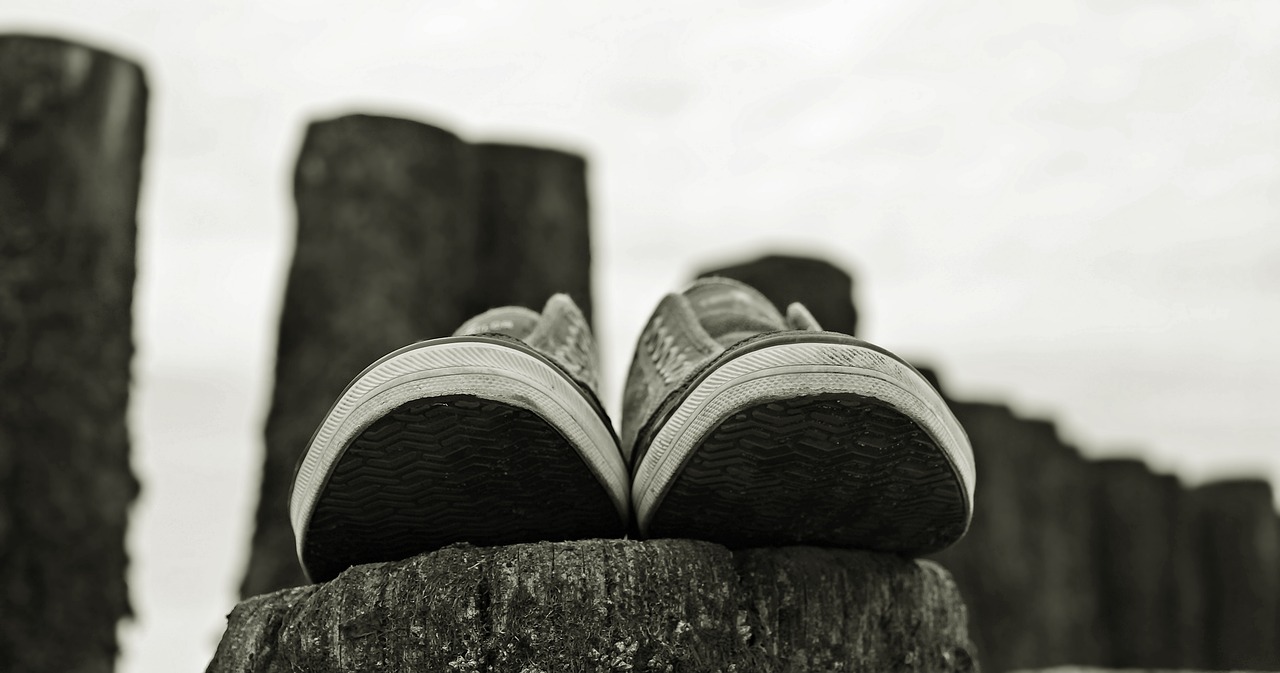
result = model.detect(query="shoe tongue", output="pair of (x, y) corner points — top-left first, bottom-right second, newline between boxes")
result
(525, 294), (600, 394)
(684, 278), (786, 347)
(452, 306), (541, 339)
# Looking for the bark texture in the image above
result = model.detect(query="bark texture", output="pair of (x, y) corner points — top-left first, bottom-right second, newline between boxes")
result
(698, 254), (858, 336)
(473, 143), (593, 322)
(210, 539), (977, 673)
(241, 114), (479, 596)
(0, 34), (145, 673)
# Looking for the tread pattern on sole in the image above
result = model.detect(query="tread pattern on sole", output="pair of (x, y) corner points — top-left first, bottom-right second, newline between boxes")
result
(302, 394), (624, 582)
(646, 393), (968, 554)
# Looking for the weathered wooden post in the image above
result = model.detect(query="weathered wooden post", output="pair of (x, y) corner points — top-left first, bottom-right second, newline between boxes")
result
(1190, 480), (1280, 669)
(931, 405), (1109, 672)
(240, 119), (601, 597)
(694, 256), (1280, 671)
(240, 114), (479, 596)
(472, 143), (593, 322)
(1090, 459), (1186, 667)
(0, 34), (145, 673)
(210, 540), (978, 672)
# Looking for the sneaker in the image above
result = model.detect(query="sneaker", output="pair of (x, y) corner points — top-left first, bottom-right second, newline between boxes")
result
(291, 294), (630, 582)
(620, 277), (975, 554)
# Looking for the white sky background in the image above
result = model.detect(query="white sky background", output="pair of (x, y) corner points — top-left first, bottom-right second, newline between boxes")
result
(2, 1), (1278, 671)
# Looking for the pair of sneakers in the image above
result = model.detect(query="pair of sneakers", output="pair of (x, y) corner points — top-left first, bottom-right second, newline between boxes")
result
(290, 277), (976, 583)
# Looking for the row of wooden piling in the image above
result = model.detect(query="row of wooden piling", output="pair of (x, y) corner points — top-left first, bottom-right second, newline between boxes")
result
(2, 34), (1277, 673)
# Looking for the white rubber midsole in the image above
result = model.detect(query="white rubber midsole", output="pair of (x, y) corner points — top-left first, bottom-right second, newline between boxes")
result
(631, 341), (976, 532)
(290, 340), (630, 560)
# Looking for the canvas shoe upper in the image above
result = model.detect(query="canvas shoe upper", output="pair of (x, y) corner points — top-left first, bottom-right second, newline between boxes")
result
(291, 293), (629, 582)
(621, 277), (976, 554)
(453, 294), (601, 396)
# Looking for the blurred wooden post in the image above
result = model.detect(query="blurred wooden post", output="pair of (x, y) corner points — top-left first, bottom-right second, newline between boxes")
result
(699, 254), (858, 335)
(473, 143), (593, 322)
(1171, 484), (1211, 669)
(1090, 459), (1184, 667)
(240, 115), (479, 596)
(240, 120), (599, 597)
(0, 34), (145, 673)
(1190, 480), (1280, 670)
(211, 540), (978, 673)
(692, 254), (1280, 671)
(932, 404), (1109, 672)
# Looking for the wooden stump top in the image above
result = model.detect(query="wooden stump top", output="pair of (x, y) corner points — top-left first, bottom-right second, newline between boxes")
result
(210, 538), (977, 673)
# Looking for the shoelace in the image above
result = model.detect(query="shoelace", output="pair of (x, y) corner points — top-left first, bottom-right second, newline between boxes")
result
(641, 314), (693, 386)
(546, 308), (599, 392)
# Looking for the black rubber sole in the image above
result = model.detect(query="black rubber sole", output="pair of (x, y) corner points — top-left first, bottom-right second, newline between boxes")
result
(645, 393), (968, 554)
(302, 394), (625, 582)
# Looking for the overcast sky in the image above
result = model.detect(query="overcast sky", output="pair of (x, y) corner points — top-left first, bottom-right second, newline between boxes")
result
(3, 2), (1279, 671)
